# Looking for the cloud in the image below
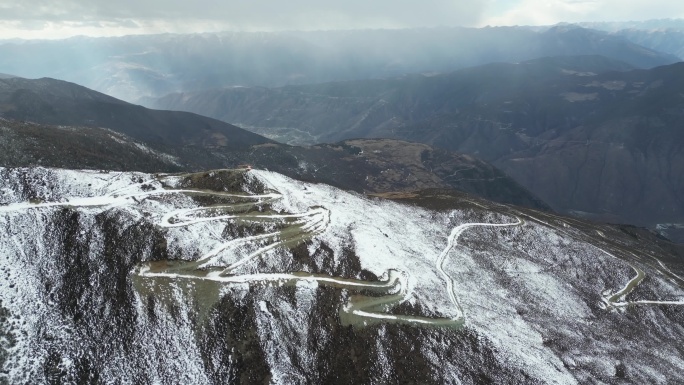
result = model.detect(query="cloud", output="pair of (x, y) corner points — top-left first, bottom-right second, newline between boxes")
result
(1, 0), (682, 39)
(481, 0), (684, 26)
(0, 0), (489, 36)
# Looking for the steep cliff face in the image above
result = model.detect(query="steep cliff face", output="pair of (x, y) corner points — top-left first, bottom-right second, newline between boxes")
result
(0, 167), (683, 384)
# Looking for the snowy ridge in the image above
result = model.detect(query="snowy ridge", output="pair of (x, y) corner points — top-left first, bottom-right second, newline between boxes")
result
(0, 167), (683, 384)
(435, 218), (524, 318)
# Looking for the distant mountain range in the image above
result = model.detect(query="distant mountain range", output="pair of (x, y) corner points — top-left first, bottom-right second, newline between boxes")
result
(0, 25), (678, 103)
(608, 29), (684, 60)
(148, 55), (684, 241)
(0, 78), (548, 211)
(579, 19), (684, 33)
(148, 55), (637, 145)
(576, 20), (684, 60)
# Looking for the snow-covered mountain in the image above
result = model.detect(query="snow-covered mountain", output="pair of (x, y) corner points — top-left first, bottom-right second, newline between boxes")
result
(1, 167), (683, 384)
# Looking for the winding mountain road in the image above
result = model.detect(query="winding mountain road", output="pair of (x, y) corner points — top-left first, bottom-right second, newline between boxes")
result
(436, 217), (524, 318)
(6, 169), (681, 326)
(135, 181), (526, 327)
(516, 210), (684, 309)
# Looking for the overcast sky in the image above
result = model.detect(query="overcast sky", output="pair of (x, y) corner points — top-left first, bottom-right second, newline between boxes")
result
(1, 0), (683, 39)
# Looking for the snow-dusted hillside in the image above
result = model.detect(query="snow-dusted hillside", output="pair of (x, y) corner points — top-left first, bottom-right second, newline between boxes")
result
(0, 167), (682, 384)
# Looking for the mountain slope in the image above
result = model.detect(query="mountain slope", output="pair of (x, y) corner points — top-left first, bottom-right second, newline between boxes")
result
(0, 75), (548, 210)
(0, 77), (272, 150)
(0, 167), (682, 383)
(150, 56), (684, 240)
(245, 138), (550, 210)
(0, 119), (184, 172)
(0, 116), (549, 210)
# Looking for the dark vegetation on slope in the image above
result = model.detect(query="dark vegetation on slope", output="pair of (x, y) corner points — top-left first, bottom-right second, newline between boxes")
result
(0, 305), (14, 385)
(239, 139), (549, 210)
(0, 120), (183, 173)
(0, 111), (550, 211)
(0, 77), (272, 150)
